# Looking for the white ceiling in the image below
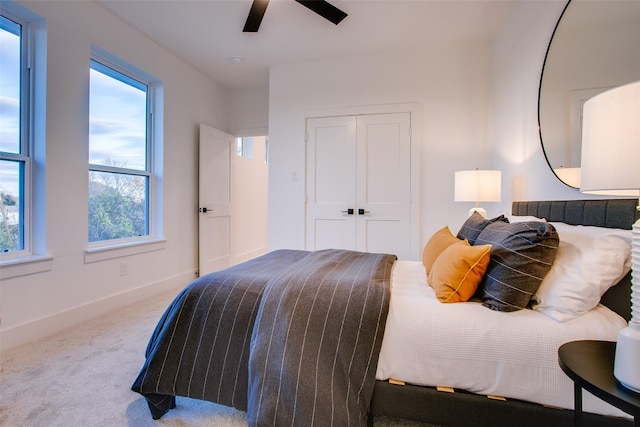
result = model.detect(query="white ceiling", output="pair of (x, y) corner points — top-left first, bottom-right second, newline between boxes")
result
(96, 0), (517, 91)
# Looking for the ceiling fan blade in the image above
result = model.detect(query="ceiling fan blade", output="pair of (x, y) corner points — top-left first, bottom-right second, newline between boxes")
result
(294, 0), (348, 25)
(243, 0), (270, 32)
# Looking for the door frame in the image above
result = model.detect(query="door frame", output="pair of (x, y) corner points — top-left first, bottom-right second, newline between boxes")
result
(302, 102), (422, 260)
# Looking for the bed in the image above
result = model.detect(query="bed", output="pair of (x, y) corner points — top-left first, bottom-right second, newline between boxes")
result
(132, 199), (638, 426)
(369, 199), (638, 427)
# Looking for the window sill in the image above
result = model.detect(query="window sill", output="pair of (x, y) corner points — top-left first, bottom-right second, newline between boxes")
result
(85, 238), (167, 264)
(0, 255), (54, 280)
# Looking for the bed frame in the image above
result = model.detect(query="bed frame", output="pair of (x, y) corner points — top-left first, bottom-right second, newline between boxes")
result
(368, 199), (639, 427)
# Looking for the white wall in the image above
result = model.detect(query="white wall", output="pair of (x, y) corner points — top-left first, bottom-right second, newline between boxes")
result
(232, 137), (269, 264)
(228, 86), (269, 137)
(0, 1), (229, 350)
(268, 44), (497, 258)
(267, 0), (620, 260)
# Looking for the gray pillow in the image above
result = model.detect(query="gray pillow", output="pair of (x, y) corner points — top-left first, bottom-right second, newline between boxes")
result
(475, 221), (559, 312)
(456, 212), (507, 245)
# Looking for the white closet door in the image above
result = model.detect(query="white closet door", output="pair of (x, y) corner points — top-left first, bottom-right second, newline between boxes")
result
(356, 113), (411, 259)
(305, 116), (357, 251)
(305, 113), (412, 259)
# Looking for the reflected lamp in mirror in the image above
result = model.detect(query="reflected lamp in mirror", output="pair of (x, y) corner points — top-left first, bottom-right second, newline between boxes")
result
(553, 167), (581, 188)
(581, 80), (640, 393)
(454, 170), (501, 218)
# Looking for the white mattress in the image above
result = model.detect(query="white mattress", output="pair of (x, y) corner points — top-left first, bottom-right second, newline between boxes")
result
(375, 260), (630, 419)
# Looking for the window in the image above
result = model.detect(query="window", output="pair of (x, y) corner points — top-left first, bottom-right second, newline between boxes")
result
(88, 56), (156, 244)
(0, 15), (28, 254)
(0, 4), (48, 277)
(236, 137), (254, 159)
(236, 136), (268, 163)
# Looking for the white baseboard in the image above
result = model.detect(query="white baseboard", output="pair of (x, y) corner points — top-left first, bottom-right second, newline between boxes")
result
(0, 271), (193, 352)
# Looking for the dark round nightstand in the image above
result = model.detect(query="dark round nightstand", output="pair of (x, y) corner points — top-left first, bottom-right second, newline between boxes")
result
(558, 340), (640, 427)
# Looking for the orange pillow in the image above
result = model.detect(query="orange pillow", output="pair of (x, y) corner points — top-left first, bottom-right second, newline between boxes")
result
(428, 241), (492, 303)
(422, 226), (461, 275)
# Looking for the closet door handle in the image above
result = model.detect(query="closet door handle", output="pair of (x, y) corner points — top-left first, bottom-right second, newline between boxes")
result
(341, 209), (354, 215)
(358, 209), (370, 215)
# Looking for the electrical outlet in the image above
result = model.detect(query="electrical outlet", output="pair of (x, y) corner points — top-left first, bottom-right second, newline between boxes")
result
(120, 262), (129, 276)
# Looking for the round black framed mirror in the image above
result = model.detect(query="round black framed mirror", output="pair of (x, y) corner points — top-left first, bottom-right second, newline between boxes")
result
(538, 0), (640, 188)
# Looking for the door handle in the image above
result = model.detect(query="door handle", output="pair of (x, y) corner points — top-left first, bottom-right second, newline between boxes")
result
(358, 209), (370, 215)
(199, 207), (210, 213)
(341, 209), (354, 215)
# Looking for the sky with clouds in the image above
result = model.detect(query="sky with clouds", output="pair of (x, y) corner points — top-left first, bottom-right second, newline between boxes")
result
(1, 17), (147, 201)
(89, 66), (147, 171)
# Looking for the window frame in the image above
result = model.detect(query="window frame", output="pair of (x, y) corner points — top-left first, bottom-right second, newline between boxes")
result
(85, 47), (164, 260)
(0, 14), (30, 257)
(0, 2), (51, 277)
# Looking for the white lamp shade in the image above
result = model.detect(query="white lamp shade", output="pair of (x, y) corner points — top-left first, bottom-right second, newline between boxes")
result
(581, 80), (640, 393)
(454, 170), (502, 203)
(580, 80), (640, 196)
(553, 167), (581, 188)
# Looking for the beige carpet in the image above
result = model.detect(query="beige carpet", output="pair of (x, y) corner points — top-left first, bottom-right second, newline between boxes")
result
(0, 288), (435, 427)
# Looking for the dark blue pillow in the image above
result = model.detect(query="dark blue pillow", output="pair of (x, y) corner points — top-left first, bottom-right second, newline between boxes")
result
(475, 221), (559, 312)
(456, 212), (507, 245)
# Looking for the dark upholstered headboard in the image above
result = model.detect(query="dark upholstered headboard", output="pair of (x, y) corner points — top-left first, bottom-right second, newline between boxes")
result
(512, 199), (638, 321)
(512, 199), (640, 230)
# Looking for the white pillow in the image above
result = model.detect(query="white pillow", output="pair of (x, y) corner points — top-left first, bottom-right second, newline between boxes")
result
(531, 222), (632, 322)
(505, 214), (546, 223)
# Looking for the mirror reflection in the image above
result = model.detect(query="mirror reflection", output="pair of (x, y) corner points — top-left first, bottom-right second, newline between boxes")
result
(539, 0), (640, 188)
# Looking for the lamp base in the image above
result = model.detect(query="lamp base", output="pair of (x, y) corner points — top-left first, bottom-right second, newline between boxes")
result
(614, 322), (640, 393)
(468, 207), (487, 218)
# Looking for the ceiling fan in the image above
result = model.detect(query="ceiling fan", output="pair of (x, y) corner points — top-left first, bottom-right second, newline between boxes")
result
(243, 0), (348, 32)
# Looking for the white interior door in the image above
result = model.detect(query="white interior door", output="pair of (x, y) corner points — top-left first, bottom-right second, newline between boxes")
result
(198, 124), (233, 276)
(356, 113), (412, 259)
(305, 116), (357, 251)
(305, 113), (412, 259)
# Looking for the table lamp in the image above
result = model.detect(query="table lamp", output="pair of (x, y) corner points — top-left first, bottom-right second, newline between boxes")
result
(581, 80), (640, 393)
(454, 169), (501, 218)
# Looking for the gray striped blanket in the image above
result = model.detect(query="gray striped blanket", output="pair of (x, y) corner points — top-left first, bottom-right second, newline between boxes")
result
(131, 249), (396, 426)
